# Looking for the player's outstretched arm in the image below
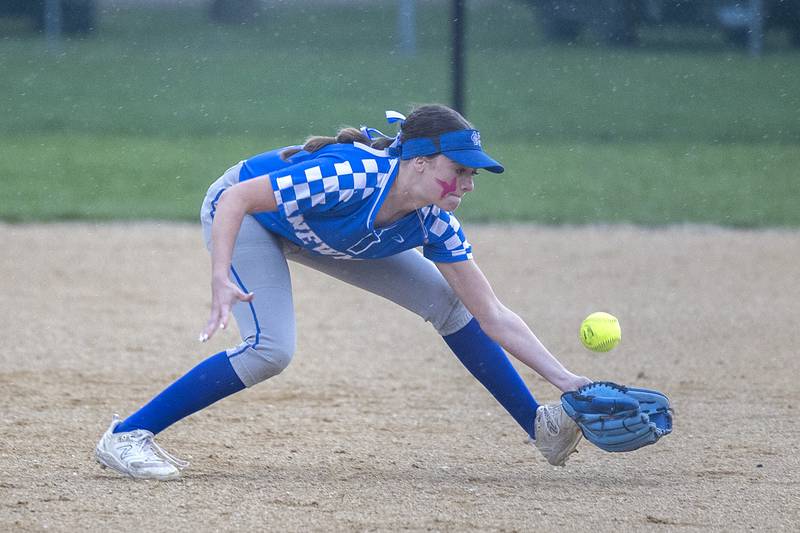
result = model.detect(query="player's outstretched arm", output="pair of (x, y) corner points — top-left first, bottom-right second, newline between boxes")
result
(437, 259), (590, 393)
(200, 177), (278, 342)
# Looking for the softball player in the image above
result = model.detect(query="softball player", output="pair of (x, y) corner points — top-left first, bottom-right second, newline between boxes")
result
(95, 104), (591, 480)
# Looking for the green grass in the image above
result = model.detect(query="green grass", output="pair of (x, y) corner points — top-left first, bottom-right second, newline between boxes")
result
(0, 133), (271, 221)
(4, 133), (796, 226)
(472, 141), (800, 226)
(1, 2), (799, 225)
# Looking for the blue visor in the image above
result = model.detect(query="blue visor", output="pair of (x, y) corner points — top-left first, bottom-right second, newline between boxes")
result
(394, 129), (504, 173)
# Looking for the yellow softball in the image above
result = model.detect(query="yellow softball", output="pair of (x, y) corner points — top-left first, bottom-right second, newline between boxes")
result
(580, 312), (621, 352)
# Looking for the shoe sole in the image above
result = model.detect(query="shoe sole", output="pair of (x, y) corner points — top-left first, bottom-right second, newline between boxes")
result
(95, 447), (181, 481)
(549, 431), (583, 467)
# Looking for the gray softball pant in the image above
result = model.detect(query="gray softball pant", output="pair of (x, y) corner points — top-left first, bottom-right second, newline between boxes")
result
(201, 162), (473, 387)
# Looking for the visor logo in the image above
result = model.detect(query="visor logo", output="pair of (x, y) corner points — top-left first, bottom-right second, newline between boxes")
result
(471, 131), (481, 146)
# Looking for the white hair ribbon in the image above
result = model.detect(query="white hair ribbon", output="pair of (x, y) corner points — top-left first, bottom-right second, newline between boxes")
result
(359, 110), (407, 157)
(385, 110), (406, 124)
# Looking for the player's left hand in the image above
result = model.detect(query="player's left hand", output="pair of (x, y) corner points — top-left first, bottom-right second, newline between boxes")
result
(199, 277), (254, 342)
(570, 375), (592, 391)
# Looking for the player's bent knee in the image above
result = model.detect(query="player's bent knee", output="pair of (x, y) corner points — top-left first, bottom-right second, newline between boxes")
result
(227, 342), (294, 387)
(432, 294), (473, 337)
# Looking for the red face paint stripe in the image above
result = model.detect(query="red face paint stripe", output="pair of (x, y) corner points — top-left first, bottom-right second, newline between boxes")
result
(435, 177), (457, 199)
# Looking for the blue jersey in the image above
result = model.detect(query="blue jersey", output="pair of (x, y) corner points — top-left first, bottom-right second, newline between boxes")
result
(236, 142), (472, 262)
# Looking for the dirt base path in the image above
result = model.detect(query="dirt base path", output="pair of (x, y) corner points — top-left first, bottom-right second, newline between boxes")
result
(1, 223), (798, 531)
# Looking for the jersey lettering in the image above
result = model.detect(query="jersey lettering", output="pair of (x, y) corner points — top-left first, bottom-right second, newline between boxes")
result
(313, 243), (351, 257)
(287, 214), (351, 259)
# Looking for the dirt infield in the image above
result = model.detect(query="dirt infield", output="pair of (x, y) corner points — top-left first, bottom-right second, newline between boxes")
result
(1, 222), (798, 531)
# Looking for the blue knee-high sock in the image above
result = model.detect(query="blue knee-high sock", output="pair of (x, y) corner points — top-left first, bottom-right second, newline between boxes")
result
(443, 318), (539, 439)
(114, 351), (245, 435)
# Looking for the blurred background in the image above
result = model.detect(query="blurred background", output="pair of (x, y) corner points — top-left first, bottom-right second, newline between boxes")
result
(1, 0), (798, 225)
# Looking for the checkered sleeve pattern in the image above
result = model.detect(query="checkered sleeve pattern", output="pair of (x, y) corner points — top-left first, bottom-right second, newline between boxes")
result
(266, 156), (388, 219)
(421, 207), (473, 263)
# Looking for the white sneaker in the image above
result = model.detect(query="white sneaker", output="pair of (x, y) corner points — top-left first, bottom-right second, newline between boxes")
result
(95, 415), (189, 480)
(532, 403), (582, 466)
